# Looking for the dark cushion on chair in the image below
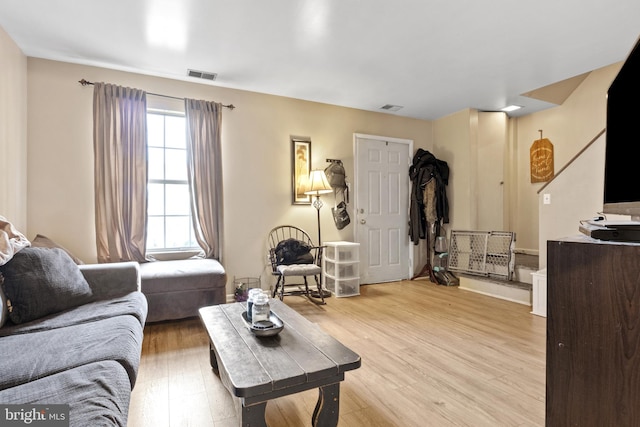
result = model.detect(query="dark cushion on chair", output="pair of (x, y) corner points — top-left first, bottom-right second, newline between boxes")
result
(274, 239), (314, 265)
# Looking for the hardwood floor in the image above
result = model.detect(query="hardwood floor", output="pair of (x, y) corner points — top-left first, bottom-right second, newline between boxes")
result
(128, 279), (546, 426)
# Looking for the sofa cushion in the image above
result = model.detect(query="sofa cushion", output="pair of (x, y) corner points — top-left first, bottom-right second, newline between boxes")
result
(0, 247), (93, 324)
(0, 291), (148, 337)
(0, 360), (131, 427)
(139, 259), (226, 293)
(0, 314), (143, 390)
(139, 258), (226, 322)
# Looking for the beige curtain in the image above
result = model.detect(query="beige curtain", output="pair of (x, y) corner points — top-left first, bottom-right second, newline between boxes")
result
(93, 83), (148, 263)
(185, 99), (224, 260)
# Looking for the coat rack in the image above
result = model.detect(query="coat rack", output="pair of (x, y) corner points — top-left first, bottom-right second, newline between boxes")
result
(411, 229), (437, 282)
(408, 149), (450, 283)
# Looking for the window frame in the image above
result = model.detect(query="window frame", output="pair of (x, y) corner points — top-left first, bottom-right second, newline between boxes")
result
(146, 109), (200, 254)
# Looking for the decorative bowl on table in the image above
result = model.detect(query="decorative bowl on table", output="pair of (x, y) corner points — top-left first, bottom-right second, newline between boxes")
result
(241, 311), (284, 337)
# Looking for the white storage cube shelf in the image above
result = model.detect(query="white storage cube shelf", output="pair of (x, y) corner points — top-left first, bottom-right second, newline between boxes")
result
(325, 276), (360, 297)
(324, 243), (359, 262)
(323, 241), (360, 298)
(325, 261), (358, 278)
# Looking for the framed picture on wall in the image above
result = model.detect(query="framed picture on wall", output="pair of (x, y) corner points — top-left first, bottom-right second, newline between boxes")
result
(291, 136), (311, 205)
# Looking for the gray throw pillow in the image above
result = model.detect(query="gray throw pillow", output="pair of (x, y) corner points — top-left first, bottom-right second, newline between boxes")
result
(0, 247), (93, 324)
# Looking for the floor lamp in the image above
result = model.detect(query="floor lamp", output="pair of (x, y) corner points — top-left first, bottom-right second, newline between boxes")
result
(304, 169), (333, 298)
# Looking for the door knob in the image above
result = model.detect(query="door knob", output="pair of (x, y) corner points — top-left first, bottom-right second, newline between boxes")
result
(360, 219), (366, 224)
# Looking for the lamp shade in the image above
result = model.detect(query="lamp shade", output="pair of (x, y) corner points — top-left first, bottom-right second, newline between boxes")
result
(304, 169), (333, 196)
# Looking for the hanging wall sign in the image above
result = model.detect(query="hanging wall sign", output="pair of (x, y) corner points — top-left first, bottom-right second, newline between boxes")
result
(530, 131), (554, 183)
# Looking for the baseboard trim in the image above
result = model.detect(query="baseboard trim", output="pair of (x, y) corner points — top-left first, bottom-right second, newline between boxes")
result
(514, 248), (539, 256)
(459, 275), (531, 306)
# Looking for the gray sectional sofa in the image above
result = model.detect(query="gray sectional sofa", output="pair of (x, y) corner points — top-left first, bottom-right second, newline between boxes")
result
(0, 249), (147, 427)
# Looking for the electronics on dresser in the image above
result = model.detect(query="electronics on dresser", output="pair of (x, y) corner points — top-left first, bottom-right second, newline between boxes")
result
(602, 35), (640, 220)
(579, 34), (640, 242)
(579, 220), (640, 242)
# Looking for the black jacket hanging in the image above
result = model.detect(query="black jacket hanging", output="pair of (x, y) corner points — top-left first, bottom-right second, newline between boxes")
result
(409, 149), (450, 244)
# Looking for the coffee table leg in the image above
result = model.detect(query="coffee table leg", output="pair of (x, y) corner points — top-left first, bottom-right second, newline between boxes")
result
(239, 401), (267, 427)
(312, 383), (340, 427)
(209, 343), (219, 374)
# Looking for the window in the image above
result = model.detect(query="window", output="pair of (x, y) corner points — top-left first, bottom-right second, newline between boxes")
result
(146, 111), (198, 252)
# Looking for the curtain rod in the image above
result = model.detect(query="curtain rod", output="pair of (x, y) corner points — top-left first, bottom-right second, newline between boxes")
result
(78, 79), (235, 110)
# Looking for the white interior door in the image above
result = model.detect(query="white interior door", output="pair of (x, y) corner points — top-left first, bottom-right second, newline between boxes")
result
(354, 134), (412, 284)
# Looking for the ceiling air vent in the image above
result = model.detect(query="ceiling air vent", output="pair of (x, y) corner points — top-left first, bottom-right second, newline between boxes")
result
(380, 104), (403, 112)
(187, 69), (217, 81)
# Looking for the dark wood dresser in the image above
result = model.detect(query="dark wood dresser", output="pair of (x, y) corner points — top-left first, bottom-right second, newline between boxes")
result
(547, 235), (640, 426)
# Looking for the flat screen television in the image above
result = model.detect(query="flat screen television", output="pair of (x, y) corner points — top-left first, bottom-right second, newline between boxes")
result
(602, 34), (640, 222)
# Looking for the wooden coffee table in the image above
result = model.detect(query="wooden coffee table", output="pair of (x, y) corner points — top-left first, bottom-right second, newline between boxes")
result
(199, 299), (361, 427)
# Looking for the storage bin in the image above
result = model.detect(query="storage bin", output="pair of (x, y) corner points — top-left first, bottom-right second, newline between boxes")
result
(324, 242), (359, 262)
(325, 261), (359, 278)
(324, 275), (360, 297)
(233, 276), (260, 302)
(531, 268), (547, 317)
(323, 241), (360, 298)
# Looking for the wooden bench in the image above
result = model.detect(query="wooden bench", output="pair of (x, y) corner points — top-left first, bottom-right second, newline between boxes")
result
(140, 259), (226, 322)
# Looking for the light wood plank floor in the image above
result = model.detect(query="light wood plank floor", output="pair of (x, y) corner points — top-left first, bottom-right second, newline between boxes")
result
(128, 279), (546, 427)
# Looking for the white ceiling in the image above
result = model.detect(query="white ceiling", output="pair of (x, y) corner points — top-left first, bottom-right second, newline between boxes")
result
(1, 1), (639, 120)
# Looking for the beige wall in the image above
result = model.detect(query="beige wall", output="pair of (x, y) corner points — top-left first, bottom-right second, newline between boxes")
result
(518, 62), (621, 254)
(477, 112), (509, 231)
(433, 109), (475, 232)
(0, 26), (28, 230)
(432, 109), (508, 234)
(431, 62), (620, 260)
(532, 63), (623, 267)
(26, 58), (432, 293)
(537, 132), (607, 269)
(6, 25), (621, 288)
